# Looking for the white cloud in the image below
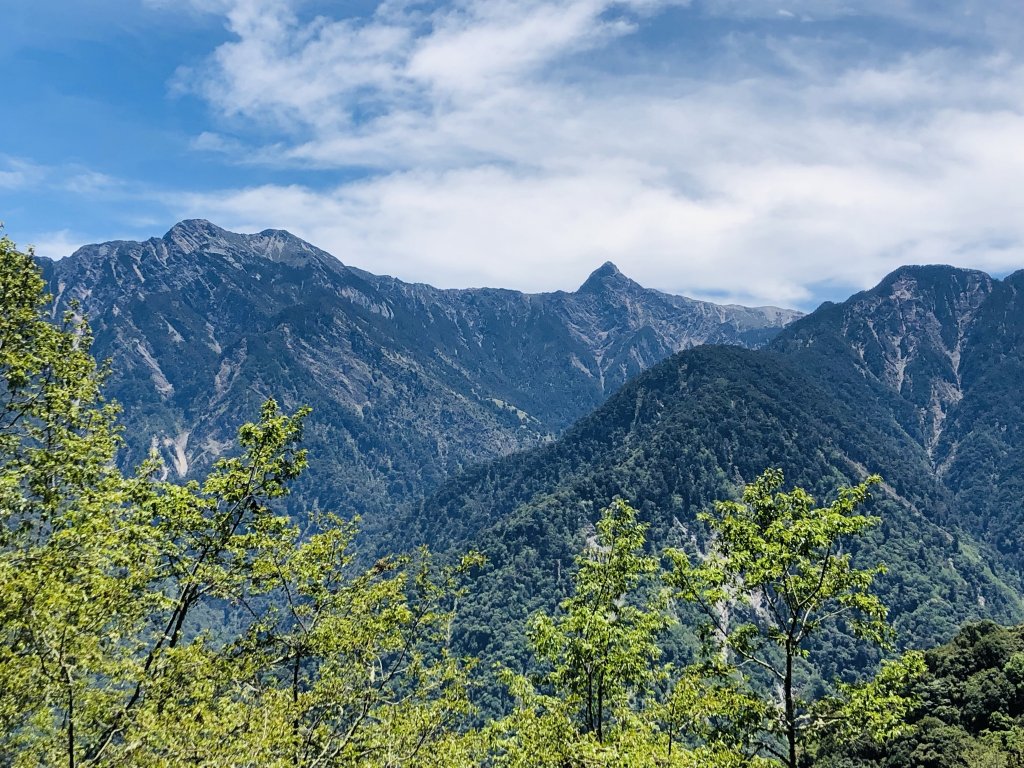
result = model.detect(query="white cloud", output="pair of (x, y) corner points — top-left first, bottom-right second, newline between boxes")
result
(25, 230), (86, 261)
(62, 171), (125, 196)
(0, 157), (45, 191)
(0, 156), (138, 197)
(0, 170), (26, 190)
(165, 0), (1024, 308)
(406, 0), (643, 94)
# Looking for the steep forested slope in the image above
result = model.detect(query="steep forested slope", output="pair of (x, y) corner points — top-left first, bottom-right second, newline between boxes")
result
(771, 266), (1024, 569)
(42, 223), (1024, 704)
(407, 345), (1022, 695)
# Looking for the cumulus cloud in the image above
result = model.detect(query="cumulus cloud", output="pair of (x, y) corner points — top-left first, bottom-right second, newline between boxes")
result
(168, 0), (1024, 307)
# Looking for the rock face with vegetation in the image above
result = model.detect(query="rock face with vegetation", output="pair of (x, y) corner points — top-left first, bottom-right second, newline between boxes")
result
(38, 221), (1024, 692)
(39, 219), (800, 524)
(0, 231), (927, 767)
(8, 226), (1024, 767)
(404, 264), (1024, 701)
(772, 266), (1024, 571)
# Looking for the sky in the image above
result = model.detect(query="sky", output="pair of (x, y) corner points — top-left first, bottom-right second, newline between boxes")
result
(1, 0), (1023, 309)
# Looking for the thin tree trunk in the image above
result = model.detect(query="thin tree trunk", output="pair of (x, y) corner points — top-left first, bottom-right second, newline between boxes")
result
(292, 649), (302, 765)
(785, 644), (796, 768)
(587, 672), (595, 735)
(67, 684), (75, 768)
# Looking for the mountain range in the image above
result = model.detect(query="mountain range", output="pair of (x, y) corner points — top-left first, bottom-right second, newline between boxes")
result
(39, 221), (1024, 692)
(39, 219), (799, 524)
(401, 263), (1024, 701)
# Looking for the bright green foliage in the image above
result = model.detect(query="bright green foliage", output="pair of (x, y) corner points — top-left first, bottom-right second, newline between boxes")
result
(667, 469), (901, 767)
(810, 651), (926, 749)
(0, 231), (150, 763)
(486, 499), (672, 765)
(484, 672), (606, 767)
(527, 499), (670, 743)
(654, 658), (775, 763)
(0, 233), (479, 767)
(487, 500), (773, 767)
(4, 230), (1014, 767)
(820, 622), (1024, 767)
(110, 521), (482, 767)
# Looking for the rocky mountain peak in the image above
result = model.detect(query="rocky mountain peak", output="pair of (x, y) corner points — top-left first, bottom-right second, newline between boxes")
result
(774, 263), (1009, 460)
(42, 220), (800, 517)
(861, 265), (995, 352)
(874, 265), (994, 311)
(880, 262), (991, 285)
(249, 228), (344, 271)
(577, 261), (640, 294)
(163, 219), (234, 254)
(161, 220), (344, 273)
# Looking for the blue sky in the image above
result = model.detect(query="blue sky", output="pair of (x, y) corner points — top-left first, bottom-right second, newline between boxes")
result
(2, 0), (1022, 308)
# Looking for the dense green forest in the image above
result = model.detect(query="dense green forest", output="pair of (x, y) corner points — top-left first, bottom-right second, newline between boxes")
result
(818, 621), (1024, 767)
(405, 343), (1022, 708)
(4, 231), (1024, 767)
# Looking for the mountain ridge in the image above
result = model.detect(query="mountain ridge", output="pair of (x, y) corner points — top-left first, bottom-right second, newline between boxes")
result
(395, 262), (1024, 704)
(769, 264), (1024, 567)
(40, 220), (801, 525)
(36, 222), (1024, 702)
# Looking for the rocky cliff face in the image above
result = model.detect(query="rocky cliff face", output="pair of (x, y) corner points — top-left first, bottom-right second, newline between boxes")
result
(776, 266), (994, 452)
(771, 265), (1024, 566)
(41, 220), (799, 522)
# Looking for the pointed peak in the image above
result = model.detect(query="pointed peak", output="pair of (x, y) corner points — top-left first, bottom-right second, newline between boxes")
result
(578, 261), (637, 294)
(165, 219), (225, 238)
(163, 219), (234, 254)
(592, 261), (621, 278)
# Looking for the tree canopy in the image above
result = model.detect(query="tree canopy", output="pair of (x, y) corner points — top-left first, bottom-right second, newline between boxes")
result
(666, 469), (923, 767)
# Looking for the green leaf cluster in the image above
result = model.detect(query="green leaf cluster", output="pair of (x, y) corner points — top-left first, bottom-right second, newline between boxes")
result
(819, 622), (1024, 768)
(484, 478), (915, 767)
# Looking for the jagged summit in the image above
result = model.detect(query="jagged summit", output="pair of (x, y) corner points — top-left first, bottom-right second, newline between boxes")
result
(160, 220), (343, 271)
(40, 219), (799, 520)
(592, 260), (621, 277)
(577, 260), (640, 294)
(874, 263), (993, 290)
(162, 219), (235, 254)
(165, 218), (223, 237)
